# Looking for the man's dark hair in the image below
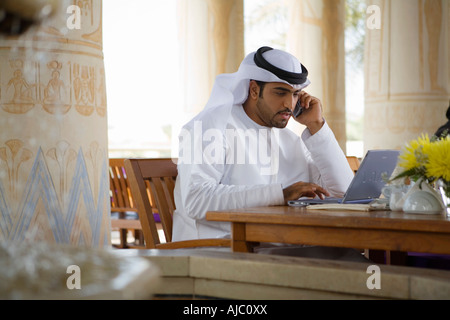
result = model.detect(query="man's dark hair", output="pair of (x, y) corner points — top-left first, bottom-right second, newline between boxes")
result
(254, 80), (266, 98)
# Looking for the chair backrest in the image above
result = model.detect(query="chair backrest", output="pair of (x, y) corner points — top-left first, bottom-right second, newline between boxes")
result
(109, 158), (137, 213)
(346, 156), (360, 175)
(124, 158), (178, 248)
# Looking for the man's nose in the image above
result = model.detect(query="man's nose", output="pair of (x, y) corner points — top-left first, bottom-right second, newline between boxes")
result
(284, 95), (297, 110)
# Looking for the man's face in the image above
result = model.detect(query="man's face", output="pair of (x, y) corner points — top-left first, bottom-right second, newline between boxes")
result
(255, 82), (301, 128)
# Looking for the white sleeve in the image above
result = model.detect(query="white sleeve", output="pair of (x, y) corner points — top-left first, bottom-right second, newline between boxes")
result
(177, 163), (284, 221)
(301, 122), (354, 197)
(176, 123), (284, 221)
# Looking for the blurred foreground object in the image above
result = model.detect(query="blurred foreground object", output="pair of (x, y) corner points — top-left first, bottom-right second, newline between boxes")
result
(0, 241), (160, 299)
(0, 0), (59, 35)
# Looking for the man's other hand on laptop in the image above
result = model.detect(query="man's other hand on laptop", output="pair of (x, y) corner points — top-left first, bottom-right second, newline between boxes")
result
(283, 182), (330, 205)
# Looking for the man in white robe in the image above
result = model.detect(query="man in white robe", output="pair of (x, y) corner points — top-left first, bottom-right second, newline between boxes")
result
(172, 47), (366, 262)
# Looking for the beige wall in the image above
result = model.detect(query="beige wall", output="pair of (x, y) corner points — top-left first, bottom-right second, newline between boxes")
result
(177, 0), (244, 117)
(287, 0), (347, 153)
(364, 0), (449, 151)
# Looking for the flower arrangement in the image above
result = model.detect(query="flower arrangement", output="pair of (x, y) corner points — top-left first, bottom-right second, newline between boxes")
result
(391, 132), (450, 199)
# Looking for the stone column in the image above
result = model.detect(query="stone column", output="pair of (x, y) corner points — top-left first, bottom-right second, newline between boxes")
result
(364, 0), (449, 151)
(0, 0), (110, 246)
(177, 0), (244, 117)
(287, 0), (347, 153)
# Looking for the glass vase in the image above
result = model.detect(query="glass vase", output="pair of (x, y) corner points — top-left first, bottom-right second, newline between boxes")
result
(436, 179), (450, 217)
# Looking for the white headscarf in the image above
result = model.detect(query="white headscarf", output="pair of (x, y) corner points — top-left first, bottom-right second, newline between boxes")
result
(205, 47), (310, 111)
(184, 47), (310, 131)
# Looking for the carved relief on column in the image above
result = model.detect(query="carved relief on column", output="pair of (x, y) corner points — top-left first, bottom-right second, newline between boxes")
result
(0, 0), (110, 247)
(364, 0), (449, 151)
(287, 0), (347, 152)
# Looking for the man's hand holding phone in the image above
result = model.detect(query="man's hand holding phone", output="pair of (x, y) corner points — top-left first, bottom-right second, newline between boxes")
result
(293, 91), (325, 135)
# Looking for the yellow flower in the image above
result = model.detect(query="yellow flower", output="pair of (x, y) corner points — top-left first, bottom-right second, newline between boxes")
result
(398, 134), (431, 171)
(424, 136), (450, 182)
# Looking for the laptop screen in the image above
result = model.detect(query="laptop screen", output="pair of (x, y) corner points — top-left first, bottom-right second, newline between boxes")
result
(342, 150), (400, 202)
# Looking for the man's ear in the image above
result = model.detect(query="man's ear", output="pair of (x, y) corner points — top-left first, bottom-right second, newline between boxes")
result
(249, 80), (260, 100)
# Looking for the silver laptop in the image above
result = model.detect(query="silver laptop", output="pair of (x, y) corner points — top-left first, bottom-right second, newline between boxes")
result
(288, 150), (400, 206)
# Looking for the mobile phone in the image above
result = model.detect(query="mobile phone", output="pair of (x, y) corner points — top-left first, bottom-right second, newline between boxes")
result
(293, 100), (304, 118)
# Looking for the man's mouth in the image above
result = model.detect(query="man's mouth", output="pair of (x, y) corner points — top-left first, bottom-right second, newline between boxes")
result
(278, 111), (292, 120)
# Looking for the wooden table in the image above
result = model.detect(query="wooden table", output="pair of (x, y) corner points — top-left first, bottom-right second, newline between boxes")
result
(206, 206), (450, 255)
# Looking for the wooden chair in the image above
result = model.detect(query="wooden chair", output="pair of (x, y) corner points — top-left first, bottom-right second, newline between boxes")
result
(124, 158), (230, 249)
(346, 156), (360, 174)
(109, 158), (144, 248)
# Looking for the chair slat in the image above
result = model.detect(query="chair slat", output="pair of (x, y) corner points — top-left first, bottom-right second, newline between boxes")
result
(125, 159), (161, 248)
(109, 158), (143, 249)
(163, 176), (176, 214)
(151, 177), (173, 242)
(112, 165), (127, 208)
